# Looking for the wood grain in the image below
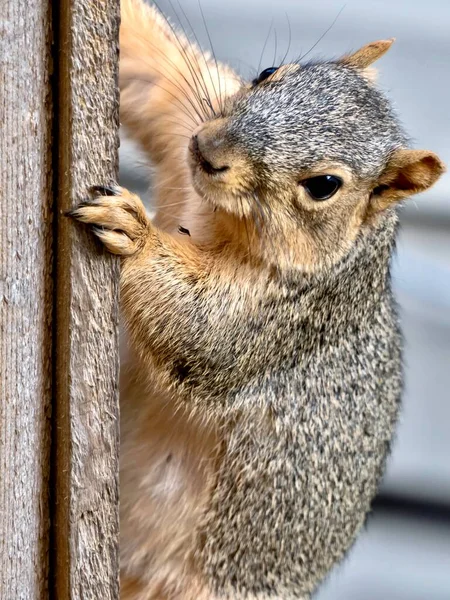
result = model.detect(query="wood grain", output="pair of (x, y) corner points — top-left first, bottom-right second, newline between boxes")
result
(0, 0), (52, 600)
(0, 1), (53, 598)
(54, 0), (121, 598)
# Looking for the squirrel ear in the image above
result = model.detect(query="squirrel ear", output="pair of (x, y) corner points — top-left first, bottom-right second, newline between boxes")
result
(370, 149), (445, 213)
(342, 39), (395, 69)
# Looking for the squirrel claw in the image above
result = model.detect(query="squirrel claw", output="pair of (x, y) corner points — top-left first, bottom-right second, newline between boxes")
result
(90, 184), (121, 197)
(68, 186), (150, 257)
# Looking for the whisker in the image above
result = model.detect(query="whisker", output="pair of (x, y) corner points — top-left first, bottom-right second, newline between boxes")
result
(227, 57), (255, 77)
(298, 5), (346, 62)
(154, 0), (215, 121)
(149, 132), (192, 141)
(161, 119), (196, 133)
(122, 31), (209, 121)
(257, 19), (274, 75)
(152, 170), (191, 190)
(121, 74), (200, 126)
(165, 0), (215, 119)
(153, 176), (187, 191)
(174, 0), (219, 116)
(272, 27), (278, 68)
(152, 180), (192, 192)
(279, 13), (292, 67)
(197, 0), (223, 114)
(142, 47), (209, 122)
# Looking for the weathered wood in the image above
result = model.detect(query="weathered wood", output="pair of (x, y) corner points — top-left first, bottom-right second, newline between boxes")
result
(0, 1), (53, 598)
(54, 0), (120, 598)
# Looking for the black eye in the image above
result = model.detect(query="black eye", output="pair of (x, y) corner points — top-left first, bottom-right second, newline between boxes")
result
(253, 67), (278, 86)
(302, 175), (342, 201)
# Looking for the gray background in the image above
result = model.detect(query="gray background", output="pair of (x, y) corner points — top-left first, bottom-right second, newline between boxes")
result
(120, 1), (450, 598)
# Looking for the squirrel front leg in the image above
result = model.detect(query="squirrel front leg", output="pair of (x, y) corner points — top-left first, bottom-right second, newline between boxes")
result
(69, 186), (253, 406)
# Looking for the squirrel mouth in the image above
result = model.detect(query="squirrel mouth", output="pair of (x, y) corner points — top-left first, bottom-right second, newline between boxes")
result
(189, 136), (229, 176)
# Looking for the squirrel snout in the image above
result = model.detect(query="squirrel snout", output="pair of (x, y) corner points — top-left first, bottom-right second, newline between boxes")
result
(189, 135), (230, 175)
(189, 121), (254, 197)
(189, 123), (232, 176)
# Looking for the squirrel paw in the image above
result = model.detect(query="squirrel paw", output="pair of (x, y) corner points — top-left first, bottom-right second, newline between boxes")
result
(68, 185), (150, 256)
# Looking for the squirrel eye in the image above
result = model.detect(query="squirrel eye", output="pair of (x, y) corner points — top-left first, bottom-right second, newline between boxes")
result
(253, 67), (278, 85)
(302, 175), (342, 201)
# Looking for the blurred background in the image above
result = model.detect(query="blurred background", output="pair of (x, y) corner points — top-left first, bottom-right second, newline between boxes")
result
(120, 1), (450, 598)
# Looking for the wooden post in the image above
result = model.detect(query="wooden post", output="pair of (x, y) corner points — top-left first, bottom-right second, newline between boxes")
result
(54, 1), (120, 599)
(1, 0), (120, 598)
(0, 1), (53, 597)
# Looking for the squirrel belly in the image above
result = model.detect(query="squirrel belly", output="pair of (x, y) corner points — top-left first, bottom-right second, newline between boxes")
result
(69, 1), (445, 598)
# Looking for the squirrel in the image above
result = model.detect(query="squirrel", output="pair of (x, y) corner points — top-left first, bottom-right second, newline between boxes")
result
(69, 1), (445, 598)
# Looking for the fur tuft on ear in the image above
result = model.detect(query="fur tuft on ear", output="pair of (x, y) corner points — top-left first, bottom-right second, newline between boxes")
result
(370, 149), (445, 213)
(342, 39), (395, 69)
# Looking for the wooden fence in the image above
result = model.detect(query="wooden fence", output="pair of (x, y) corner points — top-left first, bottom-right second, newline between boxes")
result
(0, 1), (120, 597)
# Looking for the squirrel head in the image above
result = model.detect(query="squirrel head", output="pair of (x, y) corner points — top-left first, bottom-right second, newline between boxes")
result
(189, 40), (445, 271)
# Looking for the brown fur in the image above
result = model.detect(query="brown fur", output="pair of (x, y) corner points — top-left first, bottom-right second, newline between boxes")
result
(120, 358), (219, 600)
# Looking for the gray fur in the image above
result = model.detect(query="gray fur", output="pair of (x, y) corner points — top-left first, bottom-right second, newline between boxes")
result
(228, 62), (408, 179)
(197, 214), (402, 598)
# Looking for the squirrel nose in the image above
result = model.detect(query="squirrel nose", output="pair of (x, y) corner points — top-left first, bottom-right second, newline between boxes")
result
(190, 132), (230, 175)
